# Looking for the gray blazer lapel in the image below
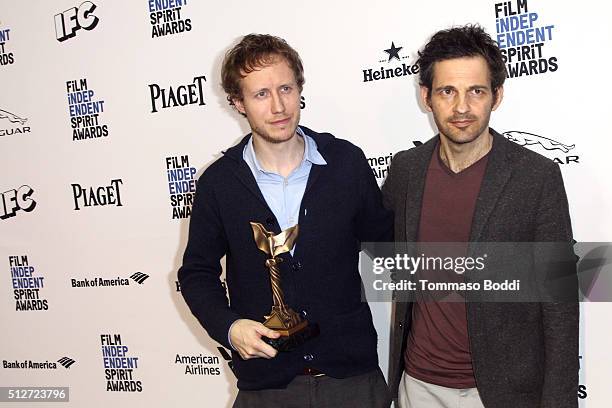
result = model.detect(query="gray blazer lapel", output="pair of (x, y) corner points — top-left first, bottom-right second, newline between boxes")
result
(469, 131), (514, 242)
(404, 137), (438, 242)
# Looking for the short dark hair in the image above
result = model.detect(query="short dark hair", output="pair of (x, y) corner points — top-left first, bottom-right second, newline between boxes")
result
(417, 24), (506, 98)
(221, 34), (304, 105)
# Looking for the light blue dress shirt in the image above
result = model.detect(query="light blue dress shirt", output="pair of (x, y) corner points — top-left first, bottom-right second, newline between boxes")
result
(227, 126), (327, 349)
(243, 126), (327, 235)
(228, 126), (327, 349)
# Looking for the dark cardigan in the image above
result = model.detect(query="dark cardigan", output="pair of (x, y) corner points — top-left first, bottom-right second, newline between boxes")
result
(179, 126), (393, 390)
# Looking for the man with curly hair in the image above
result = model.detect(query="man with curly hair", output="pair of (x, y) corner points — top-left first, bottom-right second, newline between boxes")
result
(383, 25), (578, 408)
(179, 34), (393, 407)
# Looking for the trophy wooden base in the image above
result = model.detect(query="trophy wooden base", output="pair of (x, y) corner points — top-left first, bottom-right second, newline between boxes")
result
(262, 321), (320, 352)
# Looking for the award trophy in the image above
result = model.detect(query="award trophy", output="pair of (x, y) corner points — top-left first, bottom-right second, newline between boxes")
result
(250, 222), (319, 351)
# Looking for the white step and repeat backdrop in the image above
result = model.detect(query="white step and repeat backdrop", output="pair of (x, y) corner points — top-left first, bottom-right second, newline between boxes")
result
(1, 0), (610, 407)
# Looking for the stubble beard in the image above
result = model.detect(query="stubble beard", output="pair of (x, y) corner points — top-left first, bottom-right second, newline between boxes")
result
(249, 111), (300, 145)
(431, 101), (494, 147)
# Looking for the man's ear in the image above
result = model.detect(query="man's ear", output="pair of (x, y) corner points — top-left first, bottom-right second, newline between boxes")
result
(492, 85), (504, 111)
(233, 98), (246, 115)
(420, 86), (433, 112)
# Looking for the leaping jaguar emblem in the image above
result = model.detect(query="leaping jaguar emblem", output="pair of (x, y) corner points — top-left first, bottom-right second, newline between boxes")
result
(0, 109), (28, 125)
(502, 131), (575, 153)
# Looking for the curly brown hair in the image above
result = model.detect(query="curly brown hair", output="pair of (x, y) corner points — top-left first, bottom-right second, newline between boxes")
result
(417, 24), (506, 101)
(221, 34), (305, 105)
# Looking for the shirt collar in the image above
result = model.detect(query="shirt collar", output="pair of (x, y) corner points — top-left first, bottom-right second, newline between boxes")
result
(300, 126), (327, 166)
(243, 126), (327, 176)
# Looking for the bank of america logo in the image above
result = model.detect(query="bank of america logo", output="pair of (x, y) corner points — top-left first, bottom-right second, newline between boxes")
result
(57, 357), (76, 369)
(130, 272), (149, 284)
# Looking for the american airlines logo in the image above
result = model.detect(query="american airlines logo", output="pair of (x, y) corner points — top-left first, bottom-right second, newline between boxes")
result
(130, 272), (149, 284)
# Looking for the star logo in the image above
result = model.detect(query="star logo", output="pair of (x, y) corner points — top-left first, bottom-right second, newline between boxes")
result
(384, 42), (403, 62)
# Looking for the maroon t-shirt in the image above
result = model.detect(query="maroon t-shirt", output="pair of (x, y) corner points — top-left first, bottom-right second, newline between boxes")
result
(404, 142), (489, 388)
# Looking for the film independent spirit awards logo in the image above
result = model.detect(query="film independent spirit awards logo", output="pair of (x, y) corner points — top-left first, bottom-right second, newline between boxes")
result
(493, 0), (557, 78)
(9, 255), (48, 311)
(166, 155), (197, 219)
(101, 334), (142, 392)
(66, 78), (109, 141)
(148, 0), (192, 38)
(0, 24), (15, 66)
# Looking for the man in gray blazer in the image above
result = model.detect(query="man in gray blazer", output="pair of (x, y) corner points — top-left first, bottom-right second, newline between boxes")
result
(382, 25), (578, 408)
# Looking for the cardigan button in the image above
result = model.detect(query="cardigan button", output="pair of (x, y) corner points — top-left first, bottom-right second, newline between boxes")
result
(292, 261), (302, 271)
(265, 217), (274, 225)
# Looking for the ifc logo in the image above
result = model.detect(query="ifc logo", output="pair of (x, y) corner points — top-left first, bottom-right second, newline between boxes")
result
(54, 1), (99, 42)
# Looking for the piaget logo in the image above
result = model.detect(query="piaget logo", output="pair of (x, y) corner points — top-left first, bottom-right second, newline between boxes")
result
(149, 76), (206, 113)
(71, 179), (123, 210)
